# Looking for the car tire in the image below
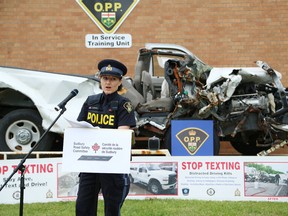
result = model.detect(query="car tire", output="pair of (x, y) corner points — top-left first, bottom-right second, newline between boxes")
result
(148, 180), (162, 194)
(0, 109), (55, 152)
(230, 132), (270, 155)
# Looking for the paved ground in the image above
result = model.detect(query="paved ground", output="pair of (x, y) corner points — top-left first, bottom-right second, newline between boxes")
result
(245, 181), (288, 197)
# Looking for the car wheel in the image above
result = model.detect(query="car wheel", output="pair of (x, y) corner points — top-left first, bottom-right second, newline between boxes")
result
(148, 180), (162, 194)
(0, 109), (55, 152)
(229, 132), (270, 155)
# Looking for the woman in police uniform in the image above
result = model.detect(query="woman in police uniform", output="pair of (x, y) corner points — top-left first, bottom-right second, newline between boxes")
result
(76, 59), (136, 216)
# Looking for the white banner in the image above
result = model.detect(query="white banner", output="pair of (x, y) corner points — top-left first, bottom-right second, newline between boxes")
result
(0, 156), (288, 204)
(62, 128), (133, 173)
(85, 34), (132, 48)
(0, 158), (61, 204)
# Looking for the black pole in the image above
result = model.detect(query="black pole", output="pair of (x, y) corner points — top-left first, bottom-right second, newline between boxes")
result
(0, 107), (67, 215)
(19, 165), (26, 216)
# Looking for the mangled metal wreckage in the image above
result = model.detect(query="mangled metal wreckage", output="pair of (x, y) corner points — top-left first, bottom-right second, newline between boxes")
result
(0, 43), (288, 155)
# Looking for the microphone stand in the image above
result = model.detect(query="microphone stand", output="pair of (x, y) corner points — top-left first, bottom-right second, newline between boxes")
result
(0, 107), (67, 216)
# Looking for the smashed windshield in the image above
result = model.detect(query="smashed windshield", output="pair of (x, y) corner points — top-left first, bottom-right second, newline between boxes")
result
(152, 50), (212, 78)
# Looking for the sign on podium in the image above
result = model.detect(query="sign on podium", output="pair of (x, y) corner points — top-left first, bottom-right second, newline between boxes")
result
(62, 127), (133, 173)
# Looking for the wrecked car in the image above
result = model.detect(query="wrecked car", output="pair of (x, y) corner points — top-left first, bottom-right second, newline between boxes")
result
(0, 43), (288, 155)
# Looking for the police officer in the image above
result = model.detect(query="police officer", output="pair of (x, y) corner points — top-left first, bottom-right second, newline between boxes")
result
(76, 59), (136, 216)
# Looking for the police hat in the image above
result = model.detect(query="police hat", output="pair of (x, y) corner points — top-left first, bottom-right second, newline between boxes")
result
(98, 59), (127, 78)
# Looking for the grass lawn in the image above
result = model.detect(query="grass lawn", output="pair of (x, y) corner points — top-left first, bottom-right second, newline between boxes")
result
(1, 199), (288, 216)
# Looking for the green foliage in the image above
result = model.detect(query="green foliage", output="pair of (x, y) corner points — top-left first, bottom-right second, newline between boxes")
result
(1, 200), (288, 216)
(246, 163), (284, 175)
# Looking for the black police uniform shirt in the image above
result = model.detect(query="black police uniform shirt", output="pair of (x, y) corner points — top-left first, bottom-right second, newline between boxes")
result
(77, 91), (136, 128)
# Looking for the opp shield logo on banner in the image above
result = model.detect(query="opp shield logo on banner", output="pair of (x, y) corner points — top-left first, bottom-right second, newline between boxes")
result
(176, 128), (209, 154)
(171, 120), (214, 156)
(76, 0), (140, 34)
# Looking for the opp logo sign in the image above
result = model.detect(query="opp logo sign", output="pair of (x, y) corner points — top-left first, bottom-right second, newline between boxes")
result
(76, 0), (140, 34)
(176, 128), (209, 155)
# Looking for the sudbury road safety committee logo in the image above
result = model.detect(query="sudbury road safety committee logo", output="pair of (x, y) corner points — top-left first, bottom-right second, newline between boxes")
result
(76, 0), (140, 34)
(176, 128), (209, 155)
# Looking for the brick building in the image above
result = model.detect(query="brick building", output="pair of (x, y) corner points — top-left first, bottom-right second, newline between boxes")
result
(1, 0), (288, 85)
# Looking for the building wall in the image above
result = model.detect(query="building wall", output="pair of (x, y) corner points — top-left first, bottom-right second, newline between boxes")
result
(0, 0), (288, 84)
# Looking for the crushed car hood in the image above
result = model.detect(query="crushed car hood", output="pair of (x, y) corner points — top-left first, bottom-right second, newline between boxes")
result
(0, 66), (101, 133)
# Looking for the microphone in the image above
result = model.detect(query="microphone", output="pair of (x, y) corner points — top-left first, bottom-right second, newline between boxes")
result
(55, 89), (79, 111)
